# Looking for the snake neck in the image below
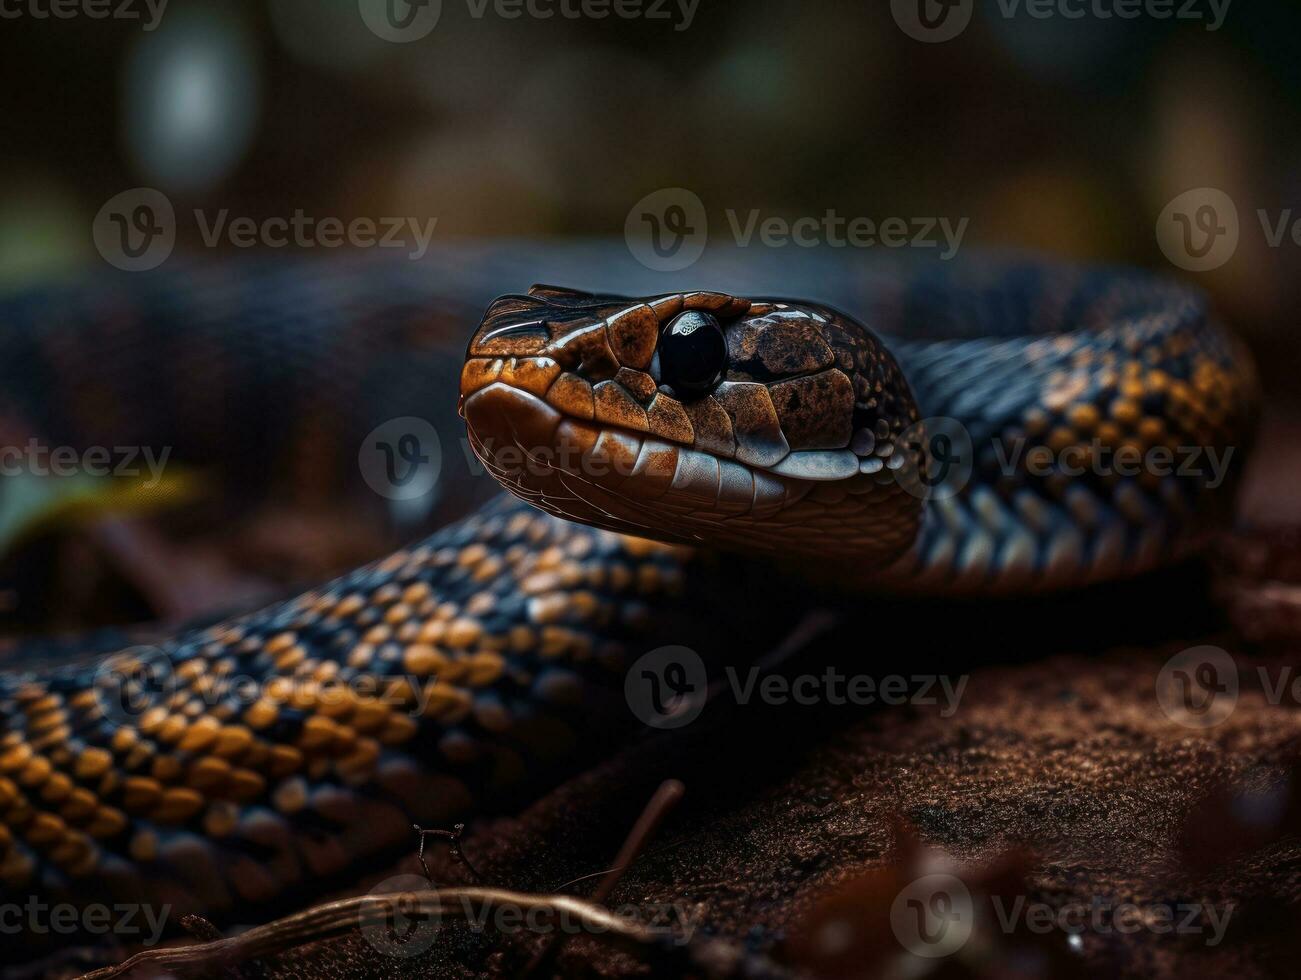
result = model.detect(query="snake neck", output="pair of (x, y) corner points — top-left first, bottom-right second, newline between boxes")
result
(869, 312), (1258, 593)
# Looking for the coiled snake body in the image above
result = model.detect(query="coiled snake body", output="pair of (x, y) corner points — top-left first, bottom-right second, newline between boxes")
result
(0, 249), (1258, 964)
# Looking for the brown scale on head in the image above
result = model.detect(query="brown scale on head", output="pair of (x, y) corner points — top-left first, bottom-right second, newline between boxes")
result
(460, 285), (927, 567)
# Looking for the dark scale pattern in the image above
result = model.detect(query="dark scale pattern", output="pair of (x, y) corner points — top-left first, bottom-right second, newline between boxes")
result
(0, 496), (690, 923)
(879, 264), (1258, 590)
(0, 254), (581, 525)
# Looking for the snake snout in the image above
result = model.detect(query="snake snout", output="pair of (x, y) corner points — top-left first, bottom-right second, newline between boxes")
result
(464, 296), (550, 358)
(462, 382), (563, 461)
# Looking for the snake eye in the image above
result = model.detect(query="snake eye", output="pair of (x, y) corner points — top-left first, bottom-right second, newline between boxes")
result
(659, 311), (727, 399)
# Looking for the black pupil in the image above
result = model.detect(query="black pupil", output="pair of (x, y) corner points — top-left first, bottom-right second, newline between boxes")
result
(660, 311), (726, 397)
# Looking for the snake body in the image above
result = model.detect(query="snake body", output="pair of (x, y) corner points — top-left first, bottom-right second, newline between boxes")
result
(0, 250), (1258, 965)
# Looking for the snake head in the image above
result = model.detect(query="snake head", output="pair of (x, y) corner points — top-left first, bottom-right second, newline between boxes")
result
(460, 285), (925, 565)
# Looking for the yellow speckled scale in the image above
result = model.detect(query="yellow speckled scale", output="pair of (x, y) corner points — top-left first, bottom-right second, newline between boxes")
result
(0, 497), (690, 917)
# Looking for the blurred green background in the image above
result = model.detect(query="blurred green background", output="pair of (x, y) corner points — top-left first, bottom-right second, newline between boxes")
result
(1, 0), (1299, 380)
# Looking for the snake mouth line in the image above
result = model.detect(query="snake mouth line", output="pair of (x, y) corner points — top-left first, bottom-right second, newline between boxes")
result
(461, 354), (876, 487)
(461, 378), (802, 522)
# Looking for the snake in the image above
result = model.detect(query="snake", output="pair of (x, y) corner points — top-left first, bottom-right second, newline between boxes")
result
(0, 248), (1258, 970)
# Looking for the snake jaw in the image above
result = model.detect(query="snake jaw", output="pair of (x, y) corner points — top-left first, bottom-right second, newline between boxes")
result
(462, 288), (926, 565)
